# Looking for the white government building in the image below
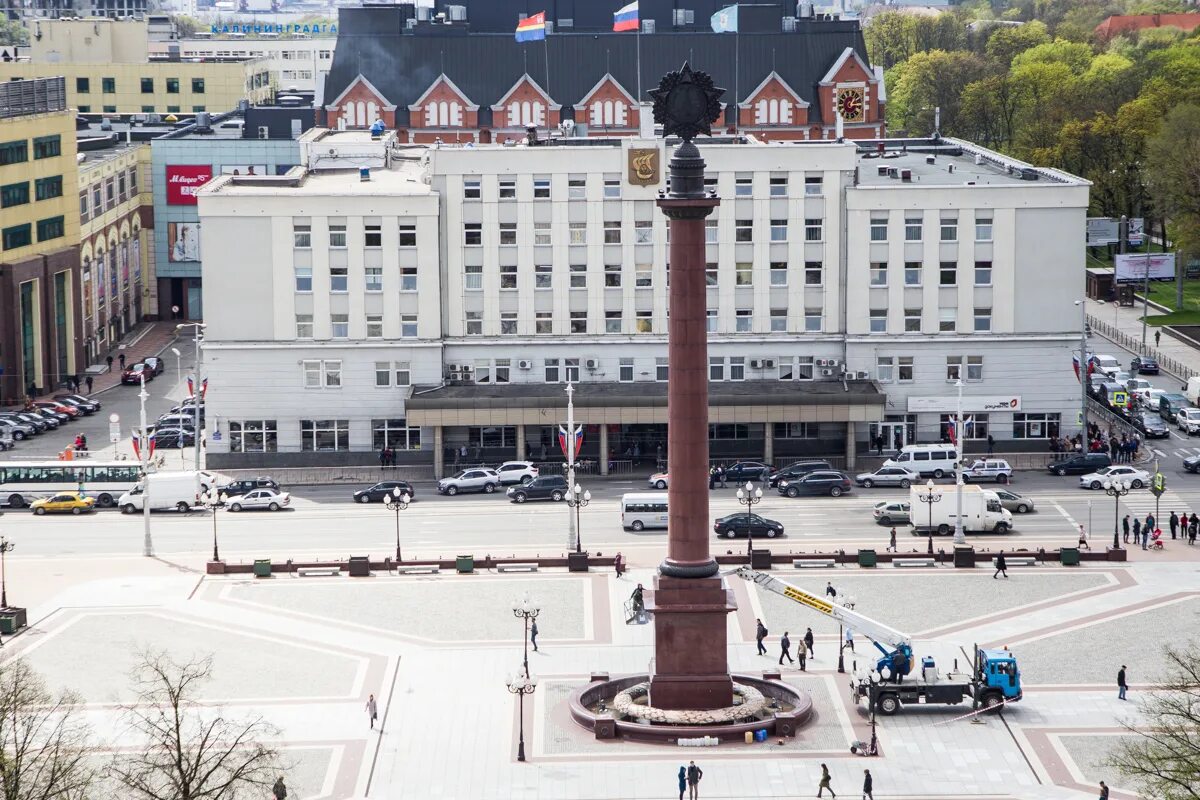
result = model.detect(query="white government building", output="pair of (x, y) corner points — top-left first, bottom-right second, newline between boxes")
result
(198, 126), (1088, 472)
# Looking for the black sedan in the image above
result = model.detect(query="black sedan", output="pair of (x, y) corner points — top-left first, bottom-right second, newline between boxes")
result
(1133, 411), (1170, 439)
(767, 461), (833, 487)
(713, 512), (785, 539)
(1185, 455), (1200, 474)
(778, 471), (853, 498)
(353, 480), (416, 503)
(153, 427), (196, 449)
(722, 461), (775, 483)
(1131, 355), (1160, 375)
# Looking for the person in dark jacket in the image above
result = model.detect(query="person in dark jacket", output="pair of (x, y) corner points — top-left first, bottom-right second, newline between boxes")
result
(804, 627), (815, 657)
(825, 581), (837, 599)
(1122, 514), (1130, 543)
(1099, 780), (1110, 799)
(677, 766), (686, 800)
(779, 631), (794, 665)
(273, 777), (288, 800)
(1132, 517), (1141, 546)
(863, 769), (874, 800)
(1170, 511), (1179, 539)
(756, 618), (768, 656)
(1118, 665), (1128, 700)
(686, 761), (703, 800)
(817, 763), (836, 798)
(530, 619), (538, 652)
(993, 552), (1008, 579)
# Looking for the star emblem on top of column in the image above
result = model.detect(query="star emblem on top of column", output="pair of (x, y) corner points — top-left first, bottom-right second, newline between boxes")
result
(649, 62), (726, 142)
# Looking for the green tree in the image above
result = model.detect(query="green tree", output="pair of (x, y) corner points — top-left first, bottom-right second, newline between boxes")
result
(1011, 39), (1095, 74)
(959, 74), (1020, 149)
(0, 18), (29, 46)
(1145, 104), (1200, 271)
(984, 20), (1050, 67)
(885, 49), (987, 136)
(1010, 59), (1078, 157)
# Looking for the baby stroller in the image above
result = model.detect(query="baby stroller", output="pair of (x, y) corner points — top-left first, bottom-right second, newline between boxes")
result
(1150, 528), (1165, 551)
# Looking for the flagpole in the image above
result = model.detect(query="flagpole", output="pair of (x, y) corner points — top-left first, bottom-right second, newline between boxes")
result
(734, 26), (739, 130)
(543, 32), (551, 102)
(566, 383), (577, 552)
(636, 21), (642, 101)
(954, 378), (966, 546)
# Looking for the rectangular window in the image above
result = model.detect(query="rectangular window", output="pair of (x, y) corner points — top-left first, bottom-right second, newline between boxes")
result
(905, 308), (922, 332)
(606, 311), (622, 333)
(499, 223), (517, 245)
(770, 309), (787, 332)
(656, 357), (669, 381)
(769, 219), (787, 241)
(1013, 412), (1059, 440)
(805, 175), (823, 196)
(770, 261), (787, 286)
(735, 219), (753, 242)
(735, 176), (752, 196)
(79, 192), (88, 222)
(729, 356), (745, 381)
(535, 264), (553, 289)
(870, 215), (887, 241)
(940, 218), (958, 242)
(774, 422), (818, 439)
(905, 214), (922, 241)
(877, 356), (894, 382)
(501, 312), (518, 335)
(330, 314), (349, 338)
(141, 77), (154, 93)
(364, 224), (382, 248)
(464, 179), (481, 199)
(495, 359), (511, 383)
(329, 266), (348, 292)
(770, 176), (788, 196)
(393, 223), (415, 248)
(709, 357), (725, 381)
(603, 178), (621, 199)
(603, 220), (621, 244)
(974, 308), (992, 332)
(102, 78), (116, 93)
(500, 264), (517, 290)
(635, 310), (652, 333)
(166, 78), (179, 94)
(534, 222), (552, 246)
(570, 263), (587, 288)
(736, 309), (752, 332)
(571, 311), (588, 334)
(464, 223), (482, 246)
(328, 224), (346, 248)
(974, 261), (992, 286)
(939, 262), (957, 286)
(635, 267), (652, 288)
(34, 176), (62, 201)
(365, 267), (383, 291)
(605, 263), (621, 287)
(294, 314), (313, 338)
(293, 223), (311, 248)
(569, 222), (587, 245)
(103, 106), (116, 114)
(0, 182), (29, 208)
(535, 311), (552, 333)
(465, 264), (482, 290)
(735, 262), (753, 286)
(804, 309), (822, 332)
(635, 220), (653, 244)
(302, 360), (341, 388)
(229, 420), (278, 453)
(375, 361), (392, 387)
(401, 315), (418, 338)
(805, 261), (823, 286)
(975, 215), (993, 241)
(400, 266), (417, 291)
(869, 309), (886, 333)
(192, 78), (206, 93)
(967, 355), (983, 381)
(796, 356), (815, 380)
(77, 77), (90, 93)
(804, 218), (823, 242)
(619, 358), (634, 382)
(904, 261), (921, 286)
(300, 419), (349, 451)
(32, 135), (61, 160)
(544, 358), (560, 383)
(568, 177), (586, 199)
(939, 308), (956, 332)
(366, 314), (384, 338)
(946, 356), (962, 381)
(294, 266), (312, 292)
(533, 178), (551, 199)
(191, 106), (206, 113)
(869, 262), (887, 286)
(705, 219), (718, 244)
(466, 312), (482, 335)
(498, 179), (517, 199)
(36, 216), (64, 242)
(564, 358), (581, 382)
(705, 263), (719, 287)
(78, 105), (90, 113)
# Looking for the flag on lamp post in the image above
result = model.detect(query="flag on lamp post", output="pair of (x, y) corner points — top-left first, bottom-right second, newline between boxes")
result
(558, 424), (584, 460)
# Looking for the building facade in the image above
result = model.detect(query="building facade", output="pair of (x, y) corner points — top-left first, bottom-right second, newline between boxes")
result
(198, 129), (1088, 470)
(149, 36), (335, 94)
(0, 77), (82, 406)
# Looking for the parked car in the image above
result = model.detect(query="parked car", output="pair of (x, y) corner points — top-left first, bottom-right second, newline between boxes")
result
(156, 414), (197, 431)
(0, 413), (43, 434)
(1131, 355), (1160, 375)
(33, 401), (76, 419)
(353, 480), (416, 503)
(1079, 465), (1150, 490)
(0, 417), (35, 441)
(1111, 370), (1133, 386)
(767, 461), (834, 487)
(9, 412), (48, 433)
(120, 363), (155, 385)
(873, 501), (911, 525)
(1124, 378), (1153, 396)
(26, 409), (62, 429)
(721, 461), (774, 483)
(217, 477), (280, 498)
(495, 461), (539, 485)
(437, 468), (501, 495)
(993, 489), (1035, 514)
(713, 512), (784, 539)
(1138, 387), (1167, 410)
(959, 459), (1014, 484)
(778, 471), (852, 498)
(1133, 411), (1170, 439)
(1048, 453), (1112, 476)
(225, 488), (291, 512)
(52, 394), (98, 414)
(507, 475), (569, 503)
(31, 492), (95, 515)
(143, 356), (165, 375)
(1159, 393), (1190, 422)
(168, 403), (206, 422)
(1178, 408), (1200, 435)
(648, 472), (669, 490)
(153, 427), (196, 449)
(855, 466), (918, 488)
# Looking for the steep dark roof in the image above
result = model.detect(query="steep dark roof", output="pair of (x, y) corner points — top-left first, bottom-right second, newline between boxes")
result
(325, 7), (870, 127)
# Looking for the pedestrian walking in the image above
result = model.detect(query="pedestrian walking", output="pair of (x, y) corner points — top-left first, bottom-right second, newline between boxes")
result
(805, 627), (815, 657)
(844, 627), (854, 652)
(756, 618), (768, 656)
(887, 527), (897, 553)
(1145, 513), (1155, 534)
(1122, 514), (1130, 544)
(993, 552), (1008, 579)
(1118, 666), (1128, 700)
(825, 581), (837, 599)
(817, 763), (836, 798)
(631, 584), (645, 620)
(796, 637), (807, 671)
(614, 551), (626, 578)
(686, 760), (703, 800)
(379, 448), (388, 468)
(1170, 511), (1179, 539)
(1155, 329), (1161, 347)
(718, 465), (727, 488)
(1078, 525), (1090, 550)
(863, 769), (874, 800)
(779, 631), (794, 665)
(1190, 524), (1197, 546)
(987, 434), (995, 456)
(677, 766), (687, 800)
(1191, 513), (1199, 540)
(530, 619), (539, 652)
(85, 375), (93, 393)
(106, 355), (114, 372)
(1099, 780), (1110, 799)
(118, 353), (126, 370)
(365, 693), (378, 729)
(273, 777), (288, 800)
(709, 466), (717, 490)
(1142, 527), (1149, 550)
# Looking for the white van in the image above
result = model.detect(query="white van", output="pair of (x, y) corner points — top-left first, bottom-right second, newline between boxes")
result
(883, 444), (959, 479)
(119, 471), (201, 513)
(1185, 377), (1200, 408)
(620, 492), (668, 531)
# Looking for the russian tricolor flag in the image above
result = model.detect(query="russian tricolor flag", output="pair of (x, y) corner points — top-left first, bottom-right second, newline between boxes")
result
(613, 1), (639, 31)
(187, 376), (208, 399)
(1072, 354), (1096, 383)
(132, 429), (156, 460)
(559, 424), (584, 460)
(515, 11), (547, 42)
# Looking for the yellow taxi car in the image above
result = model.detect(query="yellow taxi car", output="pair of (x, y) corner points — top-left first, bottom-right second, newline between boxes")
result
(31, 492), (96, 516)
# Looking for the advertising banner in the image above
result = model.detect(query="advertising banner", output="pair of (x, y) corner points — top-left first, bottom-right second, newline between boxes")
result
(167, 222), (201, 263)
(166, 165), (213, 205)
(907, 396), (1022, 413)
(1115, 252), (1176, 283)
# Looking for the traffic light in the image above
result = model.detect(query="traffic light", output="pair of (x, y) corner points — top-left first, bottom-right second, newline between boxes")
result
(1152, 472), (1166, 496)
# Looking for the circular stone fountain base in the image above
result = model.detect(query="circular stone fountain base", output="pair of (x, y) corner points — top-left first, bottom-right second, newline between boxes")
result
(569, 672), (814, 744)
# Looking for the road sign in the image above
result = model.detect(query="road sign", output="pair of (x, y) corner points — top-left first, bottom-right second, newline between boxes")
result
(1152, 472), (1166, 497)
(108, 421), (121, 444)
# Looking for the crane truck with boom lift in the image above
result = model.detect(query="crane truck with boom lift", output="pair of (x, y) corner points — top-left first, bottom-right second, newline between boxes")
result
(734, 567), (1024, 715)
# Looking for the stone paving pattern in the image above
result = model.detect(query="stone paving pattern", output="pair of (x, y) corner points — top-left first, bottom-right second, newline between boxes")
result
(1058, 734), (1135, 792)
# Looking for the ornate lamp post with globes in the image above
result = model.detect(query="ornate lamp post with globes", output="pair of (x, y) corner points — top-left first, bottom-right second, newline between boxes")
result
(505, 670), (537, 763)
(386, 487), (411, 562)
(736, 481), (763, 561)
(1103, 478), (1131, 550)
(200, 490), (226, 562)
(513, 593), (540, 678)
(917, 479), (942, 555)
(564, 483), (591, 554)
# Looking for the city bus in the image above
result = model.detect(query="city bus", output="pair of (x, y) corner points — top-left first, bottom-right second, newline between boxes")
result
(0, 461), (144, 508)
(620, 492), (668, 531)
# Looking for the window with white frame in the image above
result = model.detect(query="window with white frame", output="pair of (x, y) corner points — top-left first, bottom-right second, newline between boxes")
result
(474, 360), (491, 385)
(535, 264), (553, 289)
(905, 214), (922, 241)
(568, 177), (586, 199)
(797, 356), (815, 379)
(533, 178), (551, 199)
(805, 261), (823, 286)
(635, 267), (652, 288)
(604, 220), (621, 244)
(705, 219), (718, 243)
(605, 263), (621, 287)
(293, 222), (311, 248)
(465, 264), (482, 290)
(366, 314), (383, 338)
(975, 261), (992, 286)
(636, 310), (653, 333)
(397, 224), (416, 248)
(495, 359), (511, 383)
(499, 178), (516, 199)
(544, 358), (559, 382)
(296, 314), (313, 339)
(974, 308), (992, 332)
(779, 358), (795, 380)
(735, 262), (753, 286)
(946, 356), (963, 381)
(375, 361), (391, 387)
(736, 309), (752, 332)
(603, 177), (621, 199)
(704, 175), (718, 192)
(940, 215), (958, 242)
(464, 179), (481, 199)
(229, 420), (277, 453)
(709, 356), (724, 381)
(401, 315), (418, 337)
(967, 355), (983, 381)
(619, 358), (634, 382)
(365, 267), (383, 291)
(501, 312), (518, 335)
(939, 262), (957, 286)
(328, 224), (346, 248)
(877, 356), (894, 382)
(536, 311), (552, 333)
(400, 266), (417, 291)
(869, 309), (886, 332)
(656, 357), (669, 381)
(330, 267), (348, 292)
(805, 175), (823, 196)
(466, 311), (482, 335)
(897, 356), (914, 382)
(770, 308), (787, 332)
(770, 261), (787, 286)
(939, 308), (956, 332)
(499, 223), (517, 246)
(570, 263), (587, 288)
(295, 266), (312, 292)
(735, 176), (752, 196)
(905, 308), (922, 332)
(730, 356), (746, 380)
(770, 219), (787, 241)
(500, 264), (517, 290)
(365, 224), (382, 248)
(571, 311), (587, 334)
(606, 311), (622, 333)
(904, 261), (921, 286)
(975, 214), (993, 241)
(705, 262), (719, 287)
(635, 220), (653, 244)
(804, 218), (823, 242)
(300, 419), (349, 451)
(1013, 412), (1059, 439)
(804, 309), (822, 332)
(564, 358), (581, 382)
(534, 222), (552, 245)
(735, 219), (753, 242)
(372, 418), (421, 450)
(302, 360), (341, 388)
(870, 214), (887, 241)
(569, 222), (586, 245)
(706, 308), (718, 333)
(870, 262), (887, 286)
(464, 223), (482, 246)
(770, 176), (788, 196)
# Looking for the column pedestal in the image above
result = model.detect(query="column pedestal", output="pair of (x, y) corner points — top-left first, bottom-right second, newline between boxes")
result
(645, 575), (736, 710)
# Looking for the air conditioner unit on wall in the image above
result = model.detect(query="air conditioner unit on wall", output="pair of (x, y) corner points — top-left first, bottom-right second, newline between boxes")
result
(762, 358), (776, 369)
(518, 360), (533, 370)
(584, 358), (599, 370)
(749, 359), (764, 369)
(820, 368), (835, 377)
(460, 364), (474, 374)
(856, 370), (871, 380)
(816, 359), (829, 367)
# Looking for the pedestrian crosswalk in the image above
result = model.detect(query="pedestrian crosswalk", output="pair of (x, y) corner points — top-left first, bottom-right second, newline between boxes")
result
(1150, 445), (1200, 460)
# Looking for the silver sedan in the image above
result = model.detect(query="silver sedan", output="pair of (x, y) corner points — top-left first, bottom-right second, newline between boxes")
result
(993, 489), (1035, 514)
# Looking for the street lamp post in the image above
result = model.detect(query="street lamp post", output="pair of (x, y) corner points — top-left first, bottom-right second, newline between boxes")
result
(512, 594), (540, 678)
(837, 595), (857, 674)
(564, 383), (578, 552)
(138, 374), (153, 558)
(170, 347), (184, 469)
(564, 483), (591, 554)
(1104, 478), (1132, 550)
(0, 536), (13, 608)
(1074, 299), (1088, 441)
(953, 379), (966, 547)
(917, 479), (942, 555)
(505, 670), (537, 763)
(386, 487), (411, 562)
(176, 322), (206, 473)
(736, 481), (763, 561)
(201, 490), (226, 562)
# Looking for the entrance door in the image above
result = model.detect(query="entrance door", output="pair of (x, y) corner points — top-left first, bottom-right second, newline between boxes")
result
(870, 422), (907, 455)
(186, 284), (203, 320)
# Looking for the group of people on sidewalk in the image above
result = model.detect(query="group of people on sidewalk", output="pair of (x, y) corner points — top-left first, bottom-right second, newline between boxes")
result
(674, 761), (873, 800)
(1121, 511), (1200, 548)
(1050, 423), (1141, 463)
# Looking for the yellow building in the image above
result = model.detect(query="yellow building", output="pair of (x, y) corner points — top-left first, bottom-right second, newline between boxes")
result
(0, 77), (82, 406)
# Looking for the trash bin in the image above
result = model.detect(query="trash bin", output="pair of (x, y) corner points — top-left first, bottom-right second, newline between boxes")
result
(567, 551), (589, 572)
(857, 549), (877, 568)
(750, 548), (772, 570)
(953, 547), (976, 568)
(348, 556), (371, 577)
(253, 559), (272, 578)
(456, 554), (474, 574)
(0, 607), (27, 634)
(1060, 547), (1080, 566)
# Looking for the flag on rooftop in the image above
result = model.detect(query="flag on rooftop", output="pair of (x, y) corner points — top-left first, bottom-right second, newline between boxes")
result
(515, 11), (546, 42)
(613, 1), (639, 32)
(711, 5), (739, 33)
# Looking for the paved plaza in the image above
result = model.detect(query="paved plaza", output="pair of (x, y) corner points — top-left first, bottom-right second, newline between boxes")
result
(1, 545), (1194, 800)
